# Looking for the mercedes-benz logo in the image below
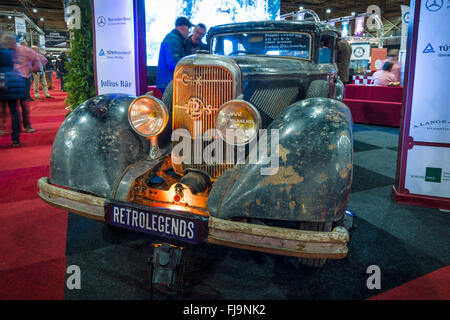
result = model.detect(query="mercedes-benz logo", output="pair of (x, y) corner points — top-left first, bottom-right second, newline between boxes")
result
(354, 47), (365, 58)
(403, 12), (409, 24)
(425, 0), (443, 12)
(97, 16), (106, 27)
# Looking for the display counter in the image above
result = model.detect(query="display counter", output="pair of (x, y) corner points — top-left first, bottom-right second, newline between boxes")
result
(343, 84), (403, 127)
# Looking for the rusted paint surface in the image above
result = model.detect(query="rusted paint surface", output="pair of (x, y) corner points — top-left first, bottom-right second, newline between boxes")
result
(208, 98), (353, 222)
(49, 94), (150, 199)
(208, 217), (348, 259)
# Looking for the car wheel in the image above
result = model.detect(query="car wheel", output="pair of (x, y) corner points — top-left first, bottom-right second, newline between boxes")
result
(298, 221), (332, 268)
(305, 80), (330, 98)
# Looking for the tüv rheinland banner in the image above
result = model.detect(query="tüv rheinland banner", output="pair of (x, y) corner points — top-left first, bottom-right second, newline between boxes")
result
(92, 0), (137, 95)
(402, 0), (450, 201)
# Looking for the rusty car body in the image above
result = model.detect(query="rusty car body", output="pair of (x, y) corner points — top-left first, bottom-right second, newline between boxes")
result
(38, 20), (353, 267)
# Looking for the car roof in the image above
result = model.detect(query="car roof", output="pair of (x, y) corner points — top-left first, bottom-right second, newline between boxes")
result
(207, 20), (338, 40)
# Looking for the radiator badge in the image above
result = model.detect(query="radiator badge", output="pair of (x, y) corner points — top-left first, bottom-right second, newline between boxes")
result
(182, 73), (202, 86)
(179, 97), (217, 120)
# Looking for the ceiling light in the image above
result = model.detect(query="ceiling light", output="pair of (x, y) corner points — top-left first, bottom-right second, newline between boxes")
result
(326, 8), (332, 14)
(351, 12), (356, 16)
(40, 17), (44, 21)
(32, 8), (38, 13)
(8, 15), (12, 19)
(299, 6), (304, 10)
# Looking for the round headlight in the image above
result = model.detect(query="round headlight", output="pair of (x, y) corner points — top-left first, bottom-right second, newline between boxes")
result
(216, 100), (261, 145)
(128, 96), (169, 137)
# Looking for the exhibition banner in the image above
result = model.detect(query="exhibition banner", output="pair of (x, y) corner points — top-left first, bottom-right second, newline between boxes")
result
(350, 43), (370, 60)
(15, 17), (26, 43)
(408, 2), (450, 144)
(400, 5), (410, 51)
(39, 35), (46, 50)
(45, 31), (69, 48)
(341, 20), (349, 37)
(370, 48), (387, 71)
(394, 0), (450, 208)
(354, 16), (365, 37)
(92, 0), (137, 95)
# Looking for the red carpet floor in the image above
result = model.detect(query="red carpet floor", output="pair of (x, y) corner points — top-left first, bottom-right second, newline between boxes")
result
(0, 79), (68, 300)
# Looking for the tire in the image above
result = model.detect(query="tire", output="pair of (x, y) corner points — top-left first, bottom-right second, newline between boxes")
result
(162, 80), (173, 111)
(159, 80), (173, 146)
(298, 221), (332, 268)
(306, 80), (330, 98)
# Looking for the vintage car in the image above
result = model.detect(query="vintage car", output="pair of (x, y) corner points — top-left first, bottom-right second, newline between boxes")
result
(38, 20), (353, 268)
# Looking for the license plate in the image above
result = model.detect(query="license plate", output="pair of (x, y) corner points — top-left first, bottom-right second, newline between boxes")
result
(104, 200), (209, 244)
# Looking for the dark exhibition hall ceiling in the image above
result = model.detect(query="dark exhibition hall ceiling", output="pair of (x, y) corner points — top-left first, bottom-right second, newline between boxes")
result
(0, 0), (409, 33)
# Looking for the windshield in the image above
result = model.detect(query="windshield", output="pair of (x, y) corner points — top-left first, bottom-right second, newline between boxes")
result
(211, 32), (312, 60)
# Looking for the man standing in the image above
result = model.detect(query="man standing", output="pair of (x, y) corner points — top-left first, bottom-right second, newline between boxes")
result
(56, 52), (68, 91)
(336, 37), (352, 84)
(156, 17), (194, 93)
(14, 41), (40, 133)
(186, 23), (208, 55)
(31, 46), (54, 99)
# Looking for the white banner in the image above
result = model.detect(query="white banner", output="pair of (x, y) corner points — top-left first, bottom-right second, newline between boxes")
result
(351, 43), (370, 60)
(14, 17), (26, 43)
(39, 35), (46, 50)
(400, 5), (409, 51)
(404, 146), (450, 198)
(404, 1), (450, 201)
(93, 0), (137, 95)
(408, 3), (450, 143)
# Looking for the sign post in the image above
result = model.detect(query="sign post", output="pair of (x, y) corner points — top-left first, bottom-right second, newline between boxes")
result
(393, 0), (450, 210)
(91, 0), (147, 96)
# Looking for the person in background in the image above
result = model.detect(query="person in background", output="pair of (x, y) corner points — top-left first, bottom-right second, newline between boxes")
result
(372, 61), (396, 86)
(385, 49), (401, 83)
(44, 53), (55, 89)
(31, 46), (54, 99)
(0, 32), (26, 147)
(318, 39), (331, 64)
(336, 37), (352, 84)
(156, 16), (194, 94)
(56, 52), (68, 91)
(14, 41), (40, 133)
(186, 23), (208, 55)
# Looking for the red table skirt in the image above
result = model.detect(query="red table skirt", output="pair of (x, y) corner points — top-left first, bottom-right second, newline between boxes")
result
(344, 84), (403, 102)
(343, 84), (404, 127)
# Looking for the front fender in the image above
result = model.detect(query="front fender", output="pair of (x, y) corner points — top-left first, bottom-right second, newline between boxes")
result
(207, 97), (353, 223)
(50, 94), (150, 198)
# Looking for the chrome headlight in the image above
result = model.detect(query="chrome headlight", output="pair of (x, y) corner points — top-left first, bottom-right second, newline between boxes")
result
(128, 96), (169, 137)
(216, 100), (261, 145)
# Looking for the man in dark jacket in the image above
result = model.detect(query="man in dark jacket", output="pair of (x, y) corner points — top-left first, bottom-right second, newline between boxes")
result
(156, 17), (194, 93)
(56, 52), (68, 91)
(186, 23), (208, 55)
(0, 32), (26, 147)
(336, 37), (353, 84)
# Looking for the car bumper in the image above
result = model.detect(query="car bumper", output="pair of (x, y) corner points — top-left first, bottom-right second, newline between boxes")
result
(38, 177), (349, 259)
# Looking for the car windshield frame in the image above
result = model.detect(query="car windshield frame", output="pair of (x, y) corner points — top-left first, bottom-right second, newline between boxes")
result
(210, 31), (313, 61)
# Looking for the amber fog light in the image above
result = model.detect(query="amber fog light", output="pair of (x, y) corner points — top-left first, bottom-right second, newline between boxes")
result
(217, 100), (261, 145)
(128, 96), (169, 137)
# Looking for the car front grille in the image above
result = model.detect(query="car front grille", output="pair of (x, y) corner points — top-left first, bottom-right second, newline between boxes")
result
(172, 65), (235, 179)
